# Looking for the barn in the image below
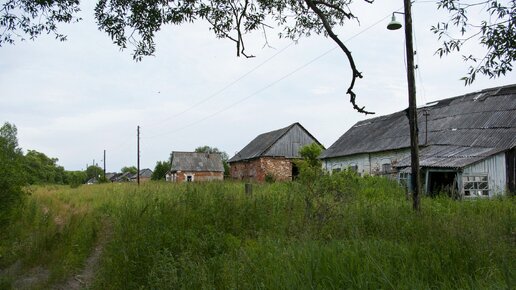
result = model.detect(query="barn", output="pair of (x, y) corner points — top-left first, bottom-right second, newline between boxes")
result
(228, 122), (324, 182)
(166, 152), (224, 182)
(320, 84), (516, 197)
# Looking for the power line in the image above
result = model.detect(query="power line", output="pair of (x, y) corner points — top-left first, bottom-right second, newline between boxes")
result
(143, 41), (295, 131)
(144, 11), (398, 139)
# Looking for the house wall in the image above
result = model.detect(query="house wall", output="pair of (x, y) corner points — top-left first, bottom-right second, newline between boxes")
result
(322, 149), (410, 178)
(266, 125), (319, 158)
(462, 152), (507, 196)
(169, 171), (224, 182)
(230, 157), (293, 182)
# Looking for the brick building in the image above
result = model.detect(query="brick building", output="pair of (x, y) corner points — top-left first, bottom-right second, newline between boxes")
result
(166, 152), (224, 182)
(229, 122), (324, 182)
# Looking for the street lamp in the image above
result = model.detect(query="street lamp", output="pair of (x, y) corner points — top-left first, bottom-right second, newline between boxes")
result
(387, 1), (422, 211)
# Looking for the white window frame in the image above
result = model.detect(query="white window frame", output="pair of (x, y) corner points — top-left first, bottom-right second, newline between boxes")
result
(462, 174), (489, 197)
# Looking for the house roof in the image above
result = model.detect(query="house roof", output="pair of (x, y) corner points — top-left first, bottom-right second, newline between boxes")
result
(321, 84), (516, 160)
(130, 168), (153, 179)
(170, 152), (224, 172)
(228, 122), (323, 163)
(396, 145), (505, 168)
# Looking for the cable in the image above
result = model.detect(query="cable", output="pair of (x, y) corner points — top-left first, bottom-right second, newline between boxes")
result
(144, 10), (398, 139)
(142, 41), (295, 131)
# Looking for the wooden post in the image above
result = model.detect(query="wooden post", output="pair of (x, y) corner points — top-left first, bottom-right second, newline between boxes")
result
(403, 0), (421, 211)
(245, 183), (253, 195)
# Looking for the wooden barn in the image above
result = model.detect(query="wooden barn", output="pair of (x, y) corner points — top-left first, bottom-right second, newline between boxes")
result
(320, 84), (516, 197)
(166, 152), (224, 182)
(228, 122), (324, 182)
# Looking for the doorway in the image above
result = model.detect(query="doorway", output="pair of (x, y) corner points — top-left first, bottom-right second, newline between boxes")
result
(428, 171), (458, 197)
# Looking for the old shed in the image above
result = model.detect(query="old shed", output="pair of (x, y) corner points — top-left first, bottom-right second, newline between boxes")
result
(166, 152), (224, 182)
(229, 122), (324, 182)
(320, 84), (516, 197)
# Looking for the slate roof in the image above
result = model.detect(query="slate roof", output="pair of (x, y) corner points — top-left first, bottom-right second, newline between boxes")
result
(397, 145), (505, 168)
(321, 84), (516, 161)
(170, 152), (224, 172)
(130, 168), (153, 179)
(228, 122), (323, 163)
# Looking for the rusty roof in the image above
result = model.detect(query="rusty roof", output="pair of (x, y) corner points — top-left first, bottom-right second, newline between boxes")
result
(321, 84), (516, 159)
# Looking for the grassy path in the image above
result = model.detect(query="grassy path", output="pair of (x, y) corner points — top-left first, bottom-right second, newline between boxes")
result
(1, 179), (514, 289)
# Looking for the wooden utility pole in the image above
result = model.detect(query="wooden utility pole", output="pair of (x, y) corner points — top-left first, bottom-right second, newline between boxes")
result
(403, 0), (421, 211)
(103, 149), (106, 179)
(137, 125), (140, 186)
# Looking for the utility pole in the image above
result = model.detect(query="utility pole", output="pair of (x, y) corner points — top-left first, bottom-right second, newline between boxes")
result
(137, 125), (140, 186)
(403, 0), (421, 211)
(103, 149), (106, 179)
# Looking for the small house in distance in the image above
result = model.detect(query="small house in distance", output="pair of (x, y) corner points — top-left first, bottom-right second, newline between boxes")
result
(228, 122), (324, 182)
(166, 152), (224, 182)
(130, 168), (153, 183)
(320, 84), (516, 197)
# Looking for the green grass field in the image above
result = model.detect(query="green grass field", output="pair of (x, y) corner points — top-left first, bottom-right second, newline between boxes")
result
(0, 174), (514, 289)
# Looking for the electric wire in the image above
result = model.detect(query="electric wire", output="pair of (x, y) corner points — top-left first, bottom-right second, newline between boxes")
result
(144, 10), (399, 139)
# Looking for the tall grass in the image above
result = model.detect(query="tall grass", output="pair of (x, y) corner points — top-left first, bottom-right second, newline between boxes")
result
(1, 176), (514, 289)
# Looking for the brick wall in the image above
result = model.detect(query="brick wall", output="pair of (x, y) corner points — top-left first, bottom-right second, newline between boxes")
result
(230, 157), (293, 182)
(170, 171), (224, 182)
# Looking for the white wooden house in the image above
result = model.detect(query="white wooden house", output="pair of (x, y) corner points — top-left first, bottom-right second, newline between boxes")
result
(320, 84), (516, 197)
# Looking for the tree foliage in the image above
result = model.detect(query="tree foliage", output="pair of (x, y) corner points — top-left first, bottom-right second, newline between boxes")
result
(23, 149), (66, 184)
(87, 164), (104, 180)
(152, 160), (171, 180)
(1, 0), (374, 114)
(432, 0), (516, 85)
(0, 122), (26, 228)
(0, 0), (81, 46)
(121, 166), (138, 175)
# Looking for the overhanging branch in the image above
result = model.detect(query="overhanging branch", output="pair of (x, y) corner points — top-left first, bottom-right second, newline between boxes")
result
(305, 0), (374, 115)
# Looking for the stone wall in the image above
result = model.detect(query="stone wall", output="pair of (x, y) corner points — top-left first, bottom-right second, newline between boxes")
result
(230, 157), (293, 182)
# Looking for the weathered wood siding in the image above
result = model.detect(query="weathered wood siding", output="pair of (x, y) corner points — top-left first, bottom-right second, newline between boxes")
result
(265, 124), (319, 158)
(462, 152), (507, 195)
(322, 149), (410, 177)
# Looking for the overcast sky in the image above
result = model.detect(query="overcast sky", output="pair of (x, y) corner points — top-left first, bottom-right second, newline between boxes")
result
(1, 1), (514, 172)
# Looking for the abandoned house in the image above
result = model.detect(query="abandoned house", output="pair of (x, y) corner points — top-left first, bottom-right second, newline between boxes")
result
(166, 151), (224, 182)
(320, 84), (516, 197)
(130, 168), (153, 183)
(228, 122), (324, 182)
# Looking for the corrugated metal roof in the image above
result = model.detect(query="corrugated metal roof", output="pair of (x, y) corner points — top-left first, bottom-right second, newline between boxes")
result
(171, 152), (224, 172)
(321, 84), (516, 159)
(228, 122), (322, 162)
(396, 145), (504, 168)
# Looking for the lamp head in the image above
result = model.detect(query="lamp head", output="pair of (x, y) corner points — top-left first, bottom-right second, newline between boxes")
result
(387, 14), (402, 30)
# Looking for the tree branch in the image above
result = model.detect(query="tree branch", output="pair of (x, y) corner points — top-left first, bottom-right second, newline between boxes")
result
(304, 0), (374, 115)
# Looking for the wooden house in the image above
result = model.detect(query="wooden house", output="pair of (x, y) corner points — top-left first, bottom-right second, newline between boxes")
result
(228, 122), (324, 182)
(166, 152), (224, 182)
(320, 84), (516, 197)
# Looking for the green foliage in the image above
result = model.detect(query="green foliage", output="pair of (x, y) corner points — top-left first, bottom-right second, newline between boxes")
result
(65, 171), (87, 188)
(0, 0), (81, 46)
(432, 0), (516, 85)
(0, 122), (26, 229)
(152, 160), (171, 181)
(23, 150), (66, 184)
(121, 166), (137, 175)
(1, 180), (514, 289)
(86, 165), (104, 181)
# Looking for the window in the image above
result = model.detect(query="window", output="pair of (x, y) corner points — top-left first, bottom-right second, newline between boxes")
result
(463, 175), (489, 197)
(186, 175), (192, 182)
(382, 163), (392, 174)
(399, 172), (409, 188)
(332, 167), (341, 174)
(349, 164), (358, 172)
